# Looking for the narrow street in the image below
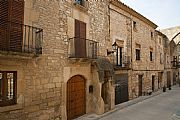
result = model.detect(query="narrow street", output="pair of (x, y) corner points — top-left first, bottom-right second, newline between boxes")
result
(99, 85), (180, 120)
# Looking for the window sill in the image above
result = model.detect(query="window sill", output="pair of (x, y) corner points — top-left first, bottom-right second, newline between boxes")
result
(136, 60), (141, 61)
(0, 104), (23, 112)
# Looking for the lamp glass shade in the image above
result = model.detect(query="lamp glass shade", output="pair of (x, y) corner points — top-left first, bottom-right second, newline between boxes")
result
(112, 42), (118, 50)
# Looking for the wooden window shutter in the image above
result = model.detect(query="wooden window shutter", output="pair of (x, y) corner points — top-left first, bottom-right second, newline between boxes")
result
(74, 19), (86, 58)
(9, 0), (24, 52)
(0, 0), (24, 52)
(0, 0), (9, 50)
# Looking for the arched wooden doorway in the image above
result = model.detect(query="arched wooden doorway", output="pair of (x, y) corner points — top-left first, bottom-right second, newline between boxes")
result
(67, 75), (86, 120)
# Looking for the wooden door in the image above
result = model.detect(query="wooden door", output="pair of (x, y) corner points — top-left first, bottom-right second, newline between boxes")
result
(0, 0), (24, 52)
(152, 76), (155, 91)
(173, 72), (176, 85)
(115, 74), (129, 105)
(158, 72), (163, 89)
(67, 76), (86, 120)
(75, 19), (86, 58)
(138, 75), (143, 96)
(167, 71), (171, 87)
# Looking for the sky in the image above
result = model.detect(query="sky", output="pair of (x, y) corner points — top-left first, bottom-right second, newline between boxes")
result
(121, 0), (180, 29)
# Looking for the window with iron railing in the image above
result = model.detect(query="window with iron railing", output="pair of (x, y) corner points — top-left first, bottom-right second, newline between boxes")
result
(68, 37), (98, 59)
(114, 49), (130, 68)
(0, 20), (43, 55)
(0, 71), (17, 107)
(0, 0), (43, 55)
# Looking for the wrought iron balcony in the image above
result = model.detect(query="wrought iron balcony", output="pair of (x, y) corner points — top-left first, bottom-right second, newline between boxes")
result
(68, 37), (98, 59)
(0, 20), (43, 56)
(114, 54), (131, 70)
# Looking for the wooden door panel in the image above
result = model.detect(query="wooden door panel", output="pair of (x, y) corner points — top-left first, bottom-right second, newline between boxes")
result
(115, 74), (129, 105)
(75, 19), (86, 58)
(79, 21), (86, 57)
(67, 76), (85, 120)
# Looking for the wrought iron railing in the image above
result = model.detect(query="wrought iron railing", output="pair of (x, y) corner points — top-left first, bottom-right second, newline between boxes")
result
(114, 52), (131, 69)
(68, 37), (98, 59)
(0, 20), (43, 55)
(122, 55), (131, 68)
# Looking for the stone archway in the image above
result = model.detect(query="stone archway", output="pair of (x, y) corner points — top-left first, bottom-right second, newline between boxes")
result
(67, 75), (86, 120)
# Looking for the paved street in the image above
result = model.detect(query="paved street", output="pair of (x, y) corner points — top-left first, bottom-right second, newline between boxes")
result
(76, 85), (180, 120)
(100, 85), (180, 120)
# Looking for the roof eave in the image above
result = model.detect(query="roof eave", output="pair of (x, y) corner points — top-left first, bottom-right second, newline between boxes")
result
(110, 0), (158, 29)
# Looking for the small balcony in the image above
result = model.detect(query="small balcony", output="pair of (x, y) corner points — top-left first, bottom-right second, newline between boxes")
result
(68, 37), (98, 59)
(0, 20), (43, 57)
(114, 54), (131, 70)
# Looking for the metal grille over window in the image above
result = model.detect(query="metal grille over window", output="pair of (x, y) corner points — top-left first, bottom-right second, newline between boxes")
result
(0, 71), (17, 107)
(7, 73), (14, 100)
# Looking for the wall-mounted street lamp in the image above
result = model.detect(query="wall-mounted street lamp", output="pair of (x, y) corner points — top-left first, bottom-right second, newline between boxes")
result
(107, 42), (118, 55)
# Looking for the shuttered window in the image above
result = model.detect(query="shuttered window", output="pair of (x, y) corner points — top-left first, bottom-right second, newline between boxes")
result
(0, 0), (24, 52)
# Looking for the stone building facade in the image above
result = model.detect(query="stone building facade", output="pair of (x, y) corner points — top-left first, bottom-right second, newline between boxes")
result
(0, 0), (114, 120)
(161, 26), (180, 87)
(109, 1), (164, 103)
(0, 0), (178, 120)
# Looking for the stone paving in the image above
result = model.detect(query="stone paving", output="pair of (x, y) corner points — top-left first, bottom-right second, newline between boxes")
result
(75, 85), (180, 120)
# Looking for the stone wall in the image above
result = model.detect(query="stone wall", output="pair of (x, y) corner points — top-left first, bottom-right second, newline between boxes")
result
(0, 1), (111, 120)
(109, 1), (164, 100)
(161, 26), (180, 86)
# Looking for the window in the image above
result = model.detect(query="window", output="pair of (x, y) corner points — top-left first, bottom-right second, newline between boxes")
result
(116, 47), (123, 66)
(160, 53), (163, 64)
(151, 32), (154, 39)
(75, 0), (84, 6)
(0, 0), (24, 52)
(167, 56), (169, 63)
(136, 49), (140, 60)
(159, 38), (162, 44)
(150, 51), (153, 61)
(173, 56), (177, 67)
(0, 71), (17, 107)
(133, 21), (137, 31)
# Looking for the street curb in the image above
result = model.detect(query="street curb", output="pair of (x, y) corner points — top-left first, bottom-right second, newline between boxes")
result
(75, 90), (163, 120)
(94, 90), (163, 120)
(75, 85), (178, 120)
